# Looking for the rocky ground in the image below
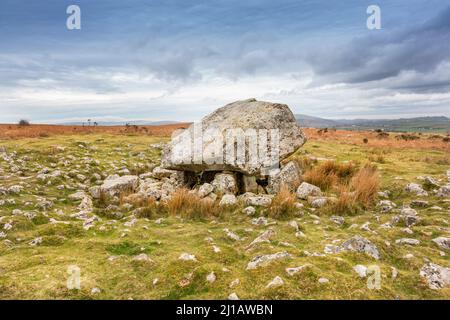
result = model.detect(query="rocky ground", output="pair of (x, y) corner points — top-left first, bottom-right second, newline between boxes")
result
(0, 132), (449, 299)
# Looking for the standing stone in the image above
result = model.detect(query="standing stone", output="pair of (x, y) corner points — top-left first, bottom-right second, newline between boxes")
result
(267, 161), (301, 193)
(242, 175), (258, 193)
(212, 172), (237, 194)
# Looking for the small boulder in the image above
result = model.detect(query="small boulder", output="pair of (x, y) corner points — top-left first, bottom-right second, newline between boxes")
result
(267, 161), (301, 193)
(420, 263), (450, 290)
(219, 194), (237, 206)
(266, 276), (284, 288)
(296, 182), (322, 200)
(432, 237), (450, 251)
(246, 251), (291, 270)
(404, 183), (428, 196)
(212, 172), (237, 195)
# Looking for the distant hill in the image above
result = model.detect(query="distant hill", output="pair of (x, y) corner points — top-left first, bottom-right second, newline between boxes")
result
(61, 120), (180, 126)
(295, 115), (450, 132)
(295, 114), (339, 128)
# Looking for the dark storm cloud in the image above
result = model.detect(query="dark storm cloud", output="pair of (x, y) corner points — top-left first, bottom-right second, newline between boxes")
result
(306, 7), (450, 90)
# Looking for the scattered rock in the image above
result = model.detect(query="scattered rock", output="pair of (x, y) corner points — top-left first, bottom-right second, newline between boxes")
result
(228, 292), (240, 300)
(90, 287), (101, 295)
(286, 264), (310, 276)
(308, 197), (328, 208)
(229, 279), (240, 288)
(242, 206), (256, 215)
(330, 215), (345, 225)
(353, 265), (367, 278)
(97, 175), (139, 197)
(246, 228), (275, 249)
(178, 253), (197, 262)
(404, 183), (428, 196)
(198, 183), (214, 198)
(330, 235), (380, 260)
(395, 238), (420, 246)
(206, 272), (216, 283)
(266, 276), (284, 288)
(296, 182), (322, 200)
(432, 237), (450, 251)
(246, 251), (291, 270)
(241, 193), (273, 207)
(219, 194), (237, 206)
(420, 263), (450, 290)
(318, 278), (329, 284)
(224, 228), (241, 241)
(436, 184), (450, 198)
(377, 200), (396, 213)
(133, 253), (151, 262)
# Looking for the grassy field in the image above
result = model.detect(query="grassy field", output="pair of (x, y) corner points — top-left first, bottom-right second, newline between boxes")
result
(0, 128), (449, 300)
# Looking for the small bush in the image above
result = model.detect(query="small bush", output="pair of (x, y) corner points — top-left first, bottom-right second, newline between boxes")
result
(267, 185), (297, 219)
(376, 132), (389, 139)
(18, 119), (30, 126)
(396, 133), (419, 141)
(363, 138), (368, 144)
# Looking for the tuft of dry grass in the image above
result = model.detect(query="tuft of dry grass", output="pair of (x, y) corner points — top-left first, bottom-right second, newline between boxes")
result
(327, 164), (380, 215)
(267, 185), (298, 219)
(135, 197), (160, 218)
(303, 160), (357, 190)
(287, 155), (317, 172)
(351, 164), (379, 207)
(165, 188), (219, 220)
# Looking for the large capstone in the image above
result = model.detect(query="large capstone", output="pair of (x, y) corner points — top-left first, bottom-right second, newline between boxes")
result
(161, 99), (306, 178)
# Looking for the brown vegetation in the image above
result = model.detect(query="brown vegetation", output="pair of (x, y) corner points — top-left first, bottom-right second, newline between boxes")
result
(302, 160), (357, 190)
(0, 123), (191, 139)
(165, 188), (219, 220)
(267, 185), (298, 219)
(327, 164), (380, 215)
(302, 128), (450, 151)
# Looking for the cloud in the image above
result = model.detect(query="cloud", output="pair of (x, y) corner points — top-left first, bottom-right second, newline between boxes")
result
(0, 1), (449, 122)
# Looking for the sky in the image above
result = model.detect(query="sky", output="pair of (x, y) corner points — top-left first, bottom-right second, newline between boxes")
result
(0, 0), (450, 123)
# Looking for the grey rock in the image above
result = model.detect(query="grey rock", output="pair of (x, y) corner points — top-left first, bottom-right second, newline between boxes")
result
(330, 215), (345, 225)
(404, 183), (428, 196)
(98, 175), (139, 197)
(432, 237), (450, 251)
(219, 194), (237, 206)
(198, 183), (214, 198)
(296, 182), (322, 200)
(212, 172), (237, 195)
(395, 238), (420, 246)
(267, 161), (301, 193)
(420, 263), (450, 290)
(266, 276), (284, 288)
(436, 184), (450, 198)
(246, 251), (291, 270)
(336, 235), (380, 260)
(161, 99), (306, 177)
(377, 200), (396, 213)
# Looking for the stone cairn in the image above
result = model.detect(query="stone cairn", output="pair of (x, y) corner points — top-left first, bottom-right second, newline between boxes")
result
(91, 99), (307, 207)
